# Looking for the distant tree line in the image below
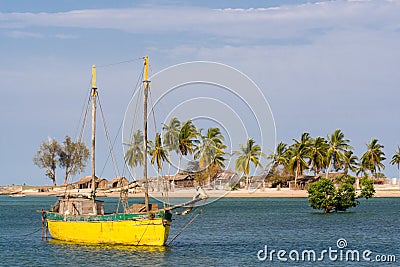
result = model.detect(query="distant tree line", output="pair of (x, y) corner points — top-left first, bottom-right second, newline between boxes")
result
(268, 129), (400, 186)
(265, 129), (400, 213)
(33, 136), (89, 186)
(35, 124), (400, 193)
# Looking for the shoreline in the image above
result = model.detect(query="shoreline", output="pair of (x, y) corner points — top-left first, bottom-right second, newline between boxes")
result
(3, 185), (400, 198)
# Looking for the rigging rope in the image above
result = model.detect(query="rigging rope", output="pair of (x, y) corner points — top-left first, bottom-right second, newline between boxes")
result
(21, 227), (43, 236)
(126, 68), (144, 146)
(150, 87), (175, 206)
(97, 94), (120, 177)
(74, 81), (92, 142)
(96, 57), (143, 68)
(61, 57), (146, 189)
(110, 117), (126, 177)
(1, 227), (44, 238)
(166, 209), (202, 246)
(123, 68), (144, 182)
(65, 89), (92, 187)
(136, 223), (150, 246)
(148, 90), (159, 134)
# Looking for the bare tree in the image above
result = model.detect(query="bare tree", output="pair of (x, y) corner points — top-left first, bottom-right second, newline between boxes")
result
(58, 136), (90, 185)
(33, 138), (61, 186)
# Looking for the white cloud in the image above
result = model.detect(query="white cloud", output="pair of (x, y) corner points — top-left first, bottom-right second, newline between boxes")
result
(0, 1), (399, 43)
(54, 33), (78, 39)
(5, 30), (43, 39)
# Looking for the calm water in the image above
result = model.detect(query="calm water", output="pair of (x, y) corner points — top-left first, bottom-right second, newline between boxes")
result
(0, 196), (399, 266)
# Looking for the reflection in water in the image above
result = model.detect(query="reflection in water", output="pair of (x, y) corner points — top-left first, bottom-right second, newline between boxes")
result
(47, 239), (169, 266)
(48, 239), (168, 252)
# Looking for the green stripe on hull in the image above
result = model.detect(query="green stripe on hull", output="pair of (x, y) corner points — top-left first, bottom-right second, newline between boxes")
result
(46, 210), (172, 222)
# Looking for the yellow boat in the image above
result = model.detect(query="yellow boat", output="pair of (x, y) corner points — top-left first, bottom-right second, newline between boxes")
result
(46, 204), (171, 246)
(43, 56), (196, 246)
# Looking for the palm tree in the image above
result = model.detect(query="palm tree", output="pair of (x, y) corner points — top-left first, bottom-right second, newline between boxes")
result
(162, 117), (181, 177)
(194, 127), (226, 167)
(234, 138), (265, 189)
(390, 146), (400, 179)
(308, 137), (329, 175)
(211, 150), (227, 170)
(326, 129), (352, 177)
(194, 127), (227, 186)
(177, 120), (198, 173)
(148, 133), (170, 172)
(360, 138), (386, 179)
(148, 133), (170, 192)
(267, 142), (289, 173)
(202, 149), (227, 187)
(341, 150), (359, 175)
(356, 164), (367, 177)
(124, 130), (144, 180)
(299, 132), (313, 146)
(288, 133), (311, 187)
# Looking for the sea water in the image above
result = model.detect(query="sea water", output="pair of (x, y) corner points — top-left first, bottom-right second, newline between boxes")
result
(0, 196), (399, 266)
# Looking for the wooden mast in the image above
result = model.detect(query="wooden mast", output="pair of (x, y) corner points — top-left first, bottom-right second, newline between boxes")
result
(143, 56), (150, 212)
(91, 65), (98, 215)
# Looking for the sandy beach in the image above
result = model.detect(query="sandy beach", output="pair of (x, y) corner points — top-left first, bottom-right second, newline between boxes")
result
(4, 184), (399, 198)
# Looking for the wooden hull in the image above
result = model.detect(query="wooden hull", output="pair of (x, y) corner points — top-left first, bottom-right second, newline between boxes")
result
(46, 212), (171, 246)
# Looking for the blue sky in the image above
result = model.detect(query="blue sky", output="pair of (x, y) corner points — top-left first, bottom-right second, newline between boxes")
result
(1, 0), (399, 185)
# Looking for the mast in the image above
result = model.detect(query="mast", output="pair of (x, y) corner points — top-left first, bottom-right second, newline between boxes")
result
(143, 56), (150, 212)
(91, 65), (98, 215)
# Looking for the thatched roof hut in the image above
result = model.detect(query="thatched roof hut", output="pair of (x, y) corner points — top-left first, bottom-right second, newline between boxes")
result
(109, 176), (129, 188)
(162, 174), (194, 188)
(213, 171), (240, 189)
(289, 172), (344, 190)
(320, 172), (343, 180)
(215, 171), (239, 181)
(74, 176), (109, 189)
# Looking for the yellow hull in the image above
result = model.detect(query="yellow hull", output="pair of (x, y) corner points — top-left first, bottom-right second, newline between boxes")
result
(47, 218), (171, 246)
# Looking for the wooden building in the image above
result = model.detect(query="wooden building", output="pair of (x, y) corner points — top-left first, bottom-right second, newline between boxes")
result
(74, 176), (109, 190)
(163, 174), (195, 188)
(214, 171), (240, 189)
(109, 176), (129, 188)
(58, 198), (104, 215)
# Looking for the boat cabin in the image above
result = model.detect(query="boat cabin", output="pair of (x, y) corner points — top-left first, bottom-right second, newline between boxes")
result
(58, 198), (104, 216)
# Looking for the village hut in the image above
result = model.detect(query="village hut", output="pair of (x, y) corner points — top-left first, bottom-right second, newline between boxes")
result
(213, 171), (240, 189)
(109, 176), (129, 188)
(97, 178), (108, 189)
(74, 176), (109, 190)
(289, 172), (343, 190)
(289, 175), (319, 190)
(163, 174), (195, 188)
